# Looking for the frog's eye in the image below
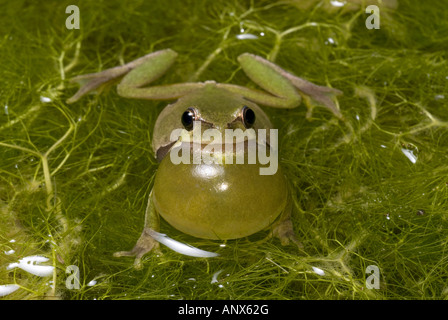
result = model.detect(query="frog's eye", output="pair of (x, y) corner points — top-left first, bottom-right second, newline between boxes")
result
(181, 108), (197, 131)
(242, 106), (256, 129)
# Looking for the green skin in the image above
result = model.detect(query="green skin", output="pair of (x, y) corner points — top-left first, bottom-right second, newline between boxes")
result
(67, 49), (342, 267)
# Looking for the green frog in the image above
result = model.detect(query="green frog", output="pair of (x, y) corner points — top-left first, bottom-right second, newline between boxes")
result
(67, 49), (341, 267)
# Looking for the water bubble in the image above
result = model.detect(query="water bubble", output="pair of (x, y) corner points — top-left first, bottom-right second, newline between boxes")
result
(0, 284), (20, 297)
(7, 255), (54, 277)
(330, 0), (345, 7)
(211, 269), (223, 284)
(40, 96), (52, 103)
(416, 209), (425, 216)
(148, 229), (219, 258)
(401, 148), (417, 164)
(87, 280), (97, 286)
(325, 37), (337, 46)
(312, 266), (325, 276)
(236, 33), (258, 40)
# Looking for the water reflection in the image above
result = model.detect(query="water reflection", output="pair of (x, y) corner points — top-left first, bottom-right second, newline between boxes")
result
(7, 255), (54, 277)
(401, 148), (417, 164)
(211, 269), (223, 284)
(0, 284), (20, 297)
(148, 229), (219, 258)
(193, 164), (224, 179)
(312, 266), (325, 276)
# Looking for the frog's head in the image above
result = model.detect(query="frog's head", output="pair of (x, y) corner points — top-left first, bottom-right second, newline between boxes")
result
(152, 84), (273, 161)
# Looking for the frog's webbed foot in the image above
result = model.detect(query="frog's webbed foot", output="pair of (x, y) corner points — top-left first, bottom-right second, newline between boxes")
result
(66, 49), (178, 104)
(269, 193), (303, 250)
(113, 227), (161, 269)
(114, 190), (161, 269)
(271, 218), (303, 249)
(66, 67), (125, 104)
(286, 75), (343, 120)
(230, 53), (343, 119)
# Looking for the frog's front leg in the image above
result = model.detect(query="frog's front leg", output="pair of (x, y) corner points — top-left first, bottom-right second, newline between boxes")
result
(219, 53), (343, 119)
(270, 194), (303, 249)
(67, 48), (203, 103)
(113, 190), (161, 269)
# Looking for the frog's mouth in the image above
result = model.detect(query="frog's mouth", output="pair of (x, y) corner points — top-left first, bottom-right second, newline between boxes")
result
(157, 138), (273, 163)
(156, 142), (177, 161)
(156, 137), (262, 162)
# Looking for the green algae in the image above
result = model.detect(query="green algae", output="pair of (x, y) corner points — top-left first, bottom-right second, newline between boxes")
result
(1, 0), (448, 300)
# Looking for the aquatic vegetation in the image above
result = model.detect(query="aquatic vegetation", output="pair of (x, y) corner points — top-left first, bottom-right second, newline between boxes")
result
(1, 0), (448, 300)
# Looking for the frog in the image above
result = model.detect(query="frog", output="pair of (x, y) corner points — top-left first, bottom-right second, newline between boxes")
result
(67, 48), (342, 267)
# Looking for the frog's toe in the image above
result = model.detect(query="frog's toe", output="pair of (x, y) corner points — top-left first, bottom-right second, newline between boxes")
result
(113, 228), (161, 268)
(272, 219), (303, 249)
